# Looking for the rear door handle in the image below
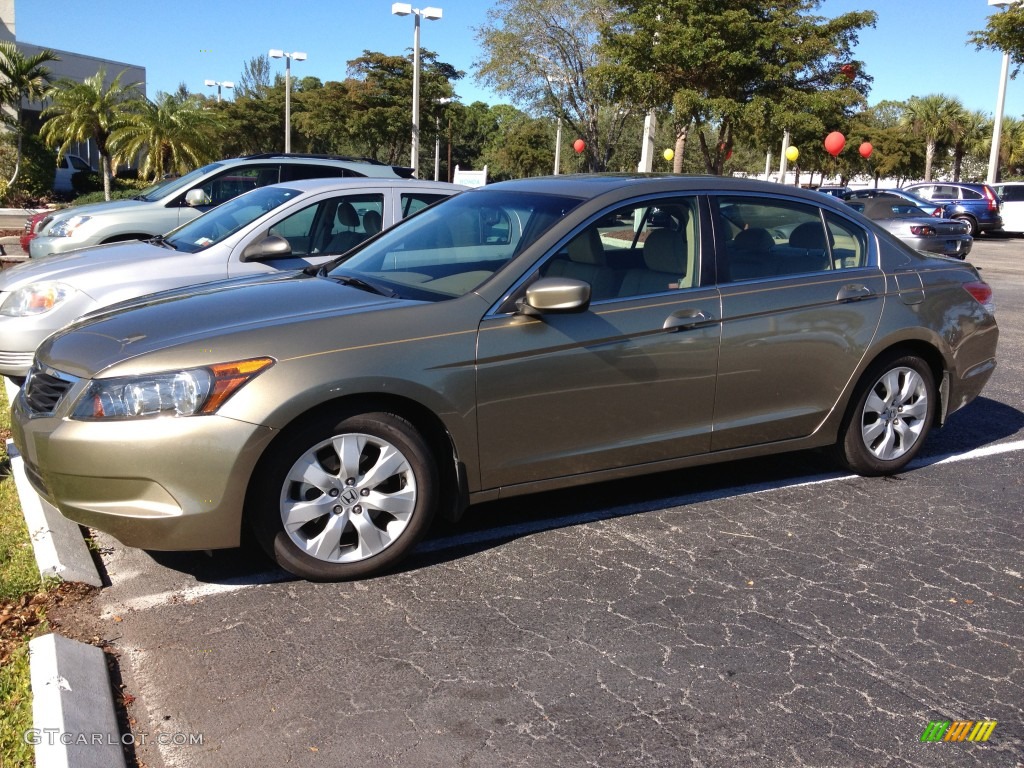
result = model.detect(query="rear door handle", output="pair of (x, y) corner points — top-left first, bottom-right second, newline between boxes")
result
(663, 308), (712, 331)
(836, 284), (874, 302)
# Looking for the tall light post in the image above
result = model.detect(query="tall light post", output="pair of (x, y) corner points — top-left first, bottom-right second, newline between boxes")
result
(986, 0), (1022, 185)
(269, 49), (307, 154)
(434, 97), (453, 181)
(204, 79), (234, 102)
(392, 3), (443, 177)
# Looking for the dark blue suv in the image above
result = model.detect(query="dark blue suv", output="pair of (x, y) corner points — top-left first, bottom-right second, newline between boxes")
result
(903, 182), (1002, 236)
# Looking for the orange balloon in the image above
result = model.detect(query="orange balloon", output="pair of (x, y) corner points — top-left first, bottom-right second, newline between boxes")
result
(859, 142), (873, 159)
(573, 139), (585, 153)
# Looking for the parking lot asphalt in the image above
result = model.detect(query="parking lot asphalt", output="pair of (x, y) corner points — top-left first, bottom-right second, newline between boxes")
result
(43, 237), (1024, 768)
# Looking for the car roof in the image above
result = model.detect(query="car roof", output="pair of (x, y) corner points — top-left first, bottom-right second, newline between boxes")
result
(264, 178), (468, 194)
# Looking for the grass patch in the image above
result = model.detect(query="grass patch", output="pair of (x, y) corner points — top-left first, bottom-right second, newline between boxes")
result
(0, 384), (43, 767)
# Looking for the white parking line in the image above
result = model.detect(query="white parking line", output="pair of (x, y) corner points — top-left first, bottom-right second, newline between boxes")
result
(109, 438), (1024, 612)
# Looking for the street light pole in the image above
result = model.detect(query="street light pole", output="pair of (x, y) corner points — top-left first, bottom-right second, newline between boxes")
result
(204, 79), (234, 102)
(434, 97), (452, 181)
(269, 49), (307, 154)
(392, 4), (443, 177)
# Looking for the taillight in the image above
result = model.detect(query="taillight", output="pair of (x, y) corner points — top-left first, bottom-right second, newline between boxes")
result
(983, 186), (999, 212)
(964, 281), (995, 314)
(910, 225), (936, 236)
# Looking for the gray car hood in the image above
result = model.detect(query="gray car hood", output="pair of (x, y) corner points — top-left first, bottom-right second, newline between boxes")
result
(43, 197), (151, 225)
(0, 240), (163, 293)
(38, 272), (401, 378)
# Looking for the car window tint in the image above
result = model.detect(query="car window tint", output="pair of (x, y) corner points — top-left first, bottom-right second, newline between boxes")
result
(960, 188), (983, 200)
(539, 197), (699, 301)
(401, 192), (448, 218)
(1001, 185), (1024, 202)
(717, 197), (835, 281)
(196, 165), (278, 206)
(69, 156), (91, 171)
(931, 185), (959, 199)
(281, 164), (344, 182)
(268, 201), (321, 256)
(311, 194), (385, 255)
(825, 212), (868, 268)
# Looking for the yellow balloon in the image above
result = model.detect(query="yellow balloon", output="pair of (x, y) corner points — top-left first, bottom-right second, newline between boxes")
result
(663, 148), (674, 161)
(786, 146), (800, 162)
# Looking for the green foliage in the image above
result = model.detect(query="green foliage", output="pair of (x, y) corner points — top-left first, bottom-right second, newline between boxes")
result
(0, 643), (34, 767)
(599, 0), (877, 174)
(0, 132), (57, 203)
(110, 91), (218, 180)
(971, 6), (1024, 73)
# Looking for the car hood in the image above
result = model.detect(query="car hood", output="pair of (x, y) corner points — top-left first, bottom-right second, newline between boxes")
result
(38, 272), (403, 378)
(0, 241), (165, 291)
(43, 197), (150, 225)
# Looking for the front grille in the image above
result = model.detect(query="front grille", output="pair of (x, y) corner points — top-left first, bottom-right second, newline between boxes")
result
(23, 366), (78, 415)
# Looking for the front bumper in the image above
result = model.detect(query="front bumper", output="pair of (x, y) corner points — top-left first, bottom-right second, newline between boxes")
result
(12, 390), (278, 551)
(29, 235), (92, 258)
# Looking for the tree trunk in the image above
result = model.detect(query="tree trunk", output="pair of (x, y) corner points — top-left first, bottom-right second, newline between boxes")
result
(101, 155), (112, 201)
(673, 124), (688, 174)
(924, 139), (935, 181)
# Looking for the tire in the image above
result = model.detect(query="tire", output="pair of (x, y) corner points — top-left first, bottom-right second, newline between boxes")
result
(954, 216), (977, 236)
(250, 411), (437, 581)
(834, 353), (936, 476)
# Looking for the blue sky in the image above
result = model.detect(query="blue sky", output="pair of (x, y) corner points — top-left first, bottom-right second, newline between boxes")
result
(13, 0), (1022, 118)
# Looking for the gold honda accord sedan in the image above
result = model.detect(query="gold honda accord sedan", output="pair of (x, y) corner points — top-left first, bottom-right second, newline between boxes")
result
(12, 176), (998, 580)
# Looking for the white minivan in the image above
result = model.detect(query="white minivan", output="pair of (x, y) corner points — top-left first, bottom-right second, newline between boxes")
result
(53, 153), (93, 192)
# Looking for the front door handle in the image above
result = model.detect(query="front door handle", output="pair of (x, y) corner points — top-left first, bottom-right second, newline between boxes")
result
(663, 308), (712, 331)
(837, 284), (874, 302)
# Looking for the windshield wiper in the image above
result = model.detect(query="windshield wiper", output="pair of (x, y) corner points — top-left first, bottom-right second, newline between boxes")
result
(329, 274), (397, 297)
(147, 235), (177, 250)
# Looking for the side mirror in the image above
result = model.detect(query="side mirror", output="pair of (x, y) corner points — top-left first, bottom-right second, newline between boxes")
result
(516, 277), (591, 316)
(185, 189), (211, 207)
(240, 235), (292, 262)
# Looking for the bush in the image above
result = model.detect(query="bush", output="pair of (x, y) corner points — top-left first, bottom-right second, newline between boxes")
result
(0, 133), (57, 204)
(71, 169), (103, 194)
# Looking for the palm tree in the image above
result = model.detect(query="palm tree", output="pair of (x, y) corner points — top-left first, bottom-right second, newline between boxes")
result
(40, 69), (143, 200)
(901, 94), (965, 181)
(0, 41), (60, 187)
(949, 110), (990, 182)
(111, 91), (218, 180)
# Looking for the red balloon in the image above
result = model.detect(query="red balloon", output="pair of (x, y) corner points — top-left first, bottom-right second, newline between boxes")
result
(573, 139), (585, 153)
(824, 131), (846, 157)
(859, 142), (873, 159)
(840, 63), (856, 80)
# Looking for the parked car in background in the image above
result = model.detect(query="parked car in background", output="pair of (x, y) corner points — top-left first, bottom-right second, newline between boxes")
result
(11, 176), (998, 582)
(904, 182), (1002, 235)
(816, 185), (849, 197)
(0, 177), (463, 380)
(20, 210), (53, 252)
(991, 181), (1024, 233)
(842, 188), (948, 218)
(845, 197), (972, 259)
(30, 154), (414, 258)
(53, 153), (93, 193)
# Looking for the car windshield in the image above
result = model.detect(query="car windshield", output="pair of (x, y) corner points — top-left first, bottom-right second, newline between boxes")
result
(327, 189), (584, 301)
(163, 185), (302, 253)
(135, 162), (224, 201)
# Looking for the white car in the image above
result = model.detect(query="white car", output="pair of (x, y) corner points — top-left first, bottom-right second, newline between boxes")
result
(0, 177), (464, 380)
(993, 181), (1024, 233)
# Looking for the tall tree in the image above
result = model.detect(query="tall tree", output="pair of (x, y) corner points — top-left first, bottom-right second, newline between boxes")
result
(901, 94), (964, 181)
(970, 5), (1024, 71)
(111, 90), (218, 180)
(598, 0), (875, 175)
(475, 0), (635, 172)
(0, 41), (59, 187)
(40, 69), (144, 200)
(950, 110), (991, 182)
(237, 54), (272, 99)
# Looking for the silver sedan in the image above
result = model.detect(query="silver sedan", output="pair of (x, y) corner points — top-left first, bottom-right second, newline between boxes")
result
(846, 198), (972, 259)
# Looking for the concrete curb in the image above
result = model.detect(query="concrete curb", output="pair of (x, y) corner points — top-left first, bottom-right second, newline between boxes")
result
(4, 382), (124, 765)
(29, 633), (128, 768)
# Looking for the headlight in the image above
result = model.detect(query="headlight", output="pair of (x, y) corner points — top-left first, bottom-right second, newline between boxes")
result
(48, 215), (91, 238)
(0, 282), (76, 316)
(71, 358), (275, 420)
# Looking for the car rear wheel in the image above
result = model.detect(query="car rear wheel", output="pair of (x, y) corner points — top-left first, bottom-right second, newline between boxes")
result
(834, 353), (936, 476)
(954, 215), (977, 236)
(250, 411), (437, 580)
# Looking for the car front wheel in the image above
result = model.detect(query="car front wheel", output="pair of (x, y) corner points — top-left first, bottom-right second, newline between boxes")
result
(834, 353), (936, 476)
(250, 411), (437, 581)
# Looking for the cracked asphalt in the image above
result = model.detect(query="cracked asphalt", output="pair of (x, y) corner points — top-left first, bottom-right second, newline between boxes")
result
(59, 238), (1023, 768)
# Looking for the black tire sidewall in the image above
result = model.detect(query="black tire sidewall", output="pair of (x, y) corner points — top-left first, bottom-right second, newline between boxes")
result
(250, 411), (437, 581)
(837, 354), (937, 476)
